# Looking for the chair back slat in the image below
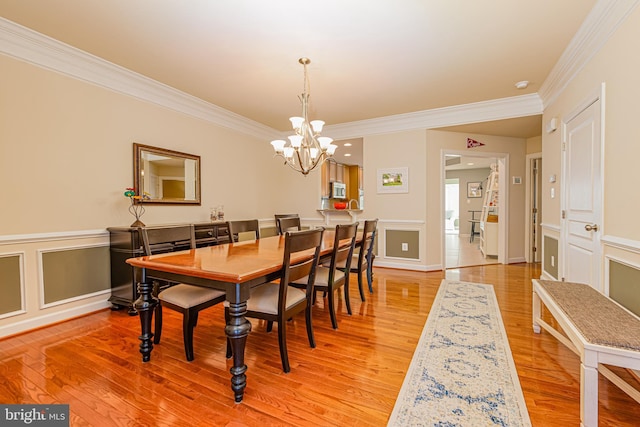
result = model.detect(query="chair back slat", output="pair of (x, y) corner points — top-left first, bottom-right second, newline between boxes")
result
(277, 217), (302, 234)
(279, 228), (325, 312)
(141, 225), (195, 255)
(329, 223), (359, 276)
(274, 214), (299, 235)
(228, 220), (260, 242)
(358, 219), (378, 267)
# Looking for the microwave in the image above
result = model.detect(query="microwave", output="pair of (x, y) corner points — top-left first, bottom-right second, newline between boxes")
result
(331, 182), (346, 199)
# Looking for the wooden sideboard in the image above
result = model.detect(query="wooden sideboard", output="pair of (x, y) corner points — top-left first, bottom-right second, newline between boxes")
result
(108, 222), (230, 314)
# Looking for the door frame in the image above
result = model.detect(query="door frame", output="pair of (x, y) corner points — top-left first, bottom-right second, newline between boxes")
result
(560, 83), (605, 289)
(441, 149), (509, 268)
(525, 153), (542, 263)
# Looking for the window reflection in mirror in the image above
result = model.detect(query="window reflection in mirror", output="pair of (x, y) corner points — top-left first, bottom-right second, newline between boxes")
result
(133, 143), (201, 204)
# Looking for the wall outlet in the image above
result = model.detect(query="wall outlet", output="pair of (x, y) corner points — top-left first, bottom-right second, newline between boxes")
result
(401, 242), (409, 251)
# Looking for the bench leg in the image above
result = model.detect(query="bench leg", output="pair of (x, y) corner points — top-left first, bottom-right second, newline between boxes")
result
(581, 351), (599, 427)
(532, 289), (541, 334)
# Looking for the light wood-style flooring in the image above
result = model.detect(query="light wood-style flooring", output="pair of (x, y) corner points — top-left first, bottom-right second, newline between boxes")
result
(1, 264), (638, 426)
(445, 231), (497, 269)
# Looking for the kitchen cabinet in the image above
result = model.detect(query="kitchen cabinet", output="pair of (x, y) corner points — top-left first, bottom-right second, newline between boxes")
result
(348, 166), (363, 201)
(336, 163), (345, 183)
(321, 161), (330, 198)
(329, 161), (337, 182)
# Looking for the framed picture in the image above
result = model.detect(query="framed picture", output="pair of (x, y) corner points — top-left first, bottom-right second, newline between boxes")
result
(467, 181), (482, 198)
(377, 167), (409, 194)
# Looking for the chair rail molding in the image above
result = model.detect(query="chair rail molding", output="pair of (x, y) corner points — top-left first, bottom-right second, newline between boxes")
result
(602, 235), (640, 254)
(0, 229), (109, 245)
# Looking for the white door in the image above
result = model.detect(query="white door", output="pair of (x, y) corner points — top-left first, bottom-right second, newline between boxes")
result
(562, 95), (602, 290)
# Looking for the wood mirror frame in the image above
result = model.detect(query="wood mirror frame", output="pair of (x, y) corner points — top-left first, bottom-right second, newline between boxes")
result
(133, 143), (201, 205)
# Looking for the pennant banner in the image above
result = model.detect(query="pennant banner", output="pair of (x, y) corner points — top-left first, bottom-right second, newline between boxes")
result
(467, 138), (485, 148)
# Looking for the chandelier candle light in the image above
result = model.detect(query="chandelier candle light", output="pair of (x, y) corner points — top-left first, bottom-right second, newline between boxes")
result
(270, 58), (337, 176)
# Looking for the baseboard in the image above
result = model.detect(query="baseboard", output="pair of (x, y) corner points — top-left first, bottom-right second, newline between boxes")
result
(0, 299), (111, 338)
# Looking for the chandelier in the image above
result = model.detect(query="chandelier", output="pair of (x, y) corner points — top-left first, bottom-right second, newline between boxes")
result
(270, 58), (337, 176)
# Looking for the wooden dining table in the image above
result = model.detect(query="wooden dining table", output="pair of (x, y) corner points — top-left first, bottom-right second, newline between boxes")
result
(126, 229), (353, 403)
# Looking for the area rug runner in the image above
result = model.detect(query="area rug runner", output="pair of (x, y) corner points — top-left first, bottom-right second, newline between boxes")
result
(388, 280), (531, 426)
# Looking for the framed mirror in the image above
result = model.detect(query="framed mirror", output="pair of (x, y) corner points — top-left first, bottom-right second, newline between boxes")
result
(133, 143), (201, 205)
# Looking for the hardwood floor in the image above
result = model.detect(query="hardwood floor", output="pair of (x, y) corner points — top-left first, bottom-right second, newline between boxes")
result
(1, 264), (638, 426)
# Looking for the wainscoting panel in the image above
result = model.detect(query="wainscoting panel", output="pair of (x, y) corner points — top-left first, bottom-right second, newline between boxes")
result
(609, 259), (640, 317)
(0, 253), (24, 317)
(385, 229), (420, 260)
(40, 245), (110, 307)
(543, 236), (558, 280)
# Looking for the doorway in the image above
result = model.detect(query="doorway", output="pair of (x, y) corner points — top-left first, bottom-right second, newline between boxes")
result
(443, 151), (505, 269)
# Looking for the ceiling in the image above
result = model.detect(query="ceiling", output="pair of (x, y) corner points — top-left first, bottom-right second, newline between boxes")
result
(0, 1), (597, 137)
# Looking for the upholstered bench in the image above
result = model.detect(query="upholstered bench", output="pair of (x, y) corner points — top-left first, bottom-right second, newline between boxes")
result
(532, 279), (640, 427)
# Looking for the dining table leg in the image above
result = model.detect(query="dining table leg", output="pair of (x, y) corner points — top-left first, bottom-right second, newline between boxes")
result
(133, 268), (158, 362)
(225, 300), (252, 403)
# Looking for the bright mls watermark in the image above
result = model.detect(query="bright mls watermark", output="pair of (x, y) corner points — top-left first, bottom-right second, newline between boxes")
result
(0, 405), (69, 426)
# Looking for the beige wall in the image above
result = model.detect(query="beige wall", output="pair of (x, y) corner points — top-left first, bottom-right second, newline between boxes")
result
(526, 135), (542, 154)
(541, 6), (640, 296)
(359, 129), (527, 269)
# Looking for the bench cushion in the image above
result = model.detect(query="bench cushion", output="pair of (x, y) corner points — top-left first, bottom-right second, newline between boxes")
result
(538, 280), (640, 351)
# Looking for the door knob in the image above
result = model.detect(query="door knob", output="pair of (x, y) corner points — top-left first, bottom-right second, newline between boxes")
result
(585, 224), (599, 232)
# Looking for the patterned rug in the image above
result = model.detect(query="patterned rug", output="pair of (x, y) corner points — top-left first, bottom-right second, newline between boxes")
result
(388, 280), (531, 426)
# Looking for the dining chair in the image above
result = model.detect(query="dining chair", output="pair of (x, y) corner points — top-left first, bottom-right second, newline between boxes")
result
(277, 216), (302, 234)
(141, 225), (226, 361)
(225, 227), (325, 372)
(228, 219), (260, 242)
(274, 214), (299, 235)
(336, 219), (378, 301)
(292, 222), (358, 329)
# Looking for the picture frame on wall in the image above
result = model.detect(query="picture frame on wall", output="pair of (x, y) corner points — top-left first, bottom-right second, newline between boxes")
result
(467, 181), (482, 198)
(377, 167), (409, 194)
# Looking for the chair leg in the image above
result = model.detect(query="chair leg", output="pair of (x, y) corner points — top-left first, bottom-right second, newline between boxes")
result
(344, 282), (352, 315)
(327, 288), (338, 329)
(266, 320), (274, 332)
(367, 265), (374, 293)
(153, 304), (163, 344)
(305, 306), (316, 349)
(183, 309), (196, 362)
(357, 270), (366, 302)
(277, 320), (290, 373)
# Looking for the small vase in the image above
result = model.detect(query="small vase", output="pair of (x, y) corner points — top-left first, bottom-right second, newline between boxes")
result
(129, 200), (146, 227)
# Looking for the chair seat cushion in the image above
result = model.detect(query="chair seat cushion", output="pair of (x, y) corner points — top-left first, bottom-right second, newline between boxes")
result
(158, 284), (225, 308)
(292, 266), (345, 287)
(244, 283), (307, 315)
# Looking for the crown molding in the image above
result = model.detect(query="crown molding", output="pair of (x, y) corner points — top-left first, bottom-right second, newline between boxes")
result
(3, 0), (637, 141)
(0, 17), (279, 141)
(325, 94), (543, 139)
(538, 0), (640, 109)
